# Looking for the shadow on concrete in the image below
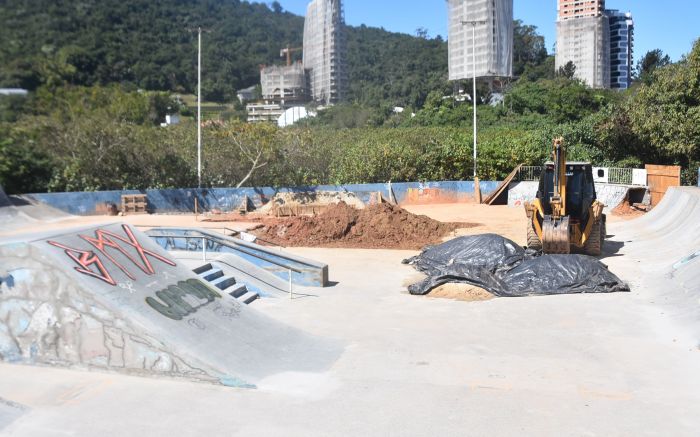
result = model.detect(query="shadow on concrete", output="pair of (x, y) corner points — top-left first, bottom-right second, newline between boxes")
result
(601, 235), (626, 259)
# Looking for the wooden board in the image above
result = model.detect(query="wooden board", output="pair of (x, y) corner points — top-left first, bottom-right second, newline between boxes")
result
(482, 164), (523, 205)
(645, 165), (681, 207)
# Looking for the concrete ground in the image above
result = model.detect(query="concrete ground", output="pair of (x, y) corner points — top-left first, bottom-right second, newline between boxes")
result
(0, 204), (698, 436)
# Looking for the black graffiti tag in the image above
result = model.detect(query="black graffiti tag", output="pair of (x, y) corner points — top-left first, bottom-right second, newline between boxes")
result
(145, 279), (221, 320)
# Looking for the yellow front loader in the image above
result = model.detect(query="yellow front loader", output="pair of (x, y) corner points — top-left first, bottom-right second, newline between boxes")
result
(524, 138), (606, 255)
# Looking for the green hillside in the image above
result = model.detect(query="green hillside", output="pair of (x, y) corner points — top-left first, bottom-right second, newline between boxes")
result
(0, 0), (449, 107)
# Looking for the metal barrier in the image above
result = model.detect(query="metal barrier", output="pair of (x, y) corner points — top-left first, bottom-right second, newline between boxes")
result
(148, 233), (300, 299)
(134, 224), (285, 248)
(518, 166), (639, 186)
(518, 166), (542, 181)
(607, 167), (634, 185)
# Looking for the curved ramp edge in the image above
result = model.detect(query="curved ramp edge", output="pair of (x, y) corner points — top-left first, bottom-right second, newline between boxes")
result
(610, 187), (700, 340)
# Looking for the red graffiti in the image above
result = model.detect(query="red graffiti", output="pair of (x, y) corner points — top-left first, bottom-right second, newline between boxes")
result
(80, 225), (176, 278)
(48, 225), (176, 286)
(47, 241), (117, 285)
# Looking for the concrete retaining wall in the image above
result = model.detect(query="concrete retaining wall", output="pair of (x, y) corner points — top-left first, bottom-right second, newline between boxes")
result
(25, 181), (501, 216)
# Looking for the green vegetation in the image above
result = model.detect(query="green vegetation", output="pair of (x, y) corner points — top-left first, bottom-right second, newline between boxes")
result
(0, 1), (698, 193)
(0, 0), (449, 108)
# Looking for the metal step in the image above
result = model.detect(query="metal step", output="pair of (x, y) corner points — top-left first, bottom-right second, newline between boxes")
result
(192, 263), (213, 274)
(211, 275), (237, 291)
(239, 291), (259, 305)
(226, 282), (248, 298)
(192, 262), (258, 305)
(200, 269), (224, 282)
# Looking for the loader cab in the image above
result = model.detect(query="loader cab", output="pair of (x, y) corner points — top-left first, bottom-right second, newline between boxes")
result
(537, 162), (597, 226)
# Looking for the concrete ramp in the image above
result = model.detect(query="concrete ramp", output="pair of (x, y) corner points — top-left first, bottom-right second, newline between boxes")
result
(611, 187), (700, 338)
(0, 224), (340, 387)
(0, 192), (73, 233)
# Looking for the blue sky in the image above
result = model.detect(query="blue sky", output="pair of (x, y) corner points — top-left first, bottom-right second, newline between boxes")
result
(261, 1), (699, 62)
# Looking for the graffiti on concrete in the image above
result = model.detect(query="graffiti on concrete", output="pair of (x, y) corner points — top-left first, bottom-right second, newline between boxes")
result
(145, 278), (222, 321)
(48, 225), (176, 286)
(119, 281), (136, 294)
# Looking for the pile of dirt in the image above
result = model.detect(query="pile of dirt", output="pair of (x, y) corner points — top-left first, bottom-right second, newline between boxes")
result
(255, 202), (477, 250)
(612, 200), (646, 218)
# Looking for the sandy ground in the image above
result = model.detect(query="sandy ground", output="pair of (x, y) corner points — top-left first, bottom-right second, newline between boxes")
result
(405, 203), (528, 245)
(3, 202), (699, 436)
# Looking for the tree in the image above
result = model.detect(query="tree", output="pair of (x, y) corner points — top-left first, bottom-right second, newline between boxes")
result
(626, 40), (700, 177)
(557, 61), (576, 80)
(512, 20), (548, 76)
(635, 49), (672, 84)
(0, 128), (53, 194)
(415, 27), (429, 39)
(207, 122), (279, 188)
(270, 2), (283, 14)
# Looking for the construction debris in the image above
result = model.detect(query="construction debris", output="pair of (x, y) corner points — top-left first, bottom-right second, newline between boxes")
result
(258, 191), (366, 217)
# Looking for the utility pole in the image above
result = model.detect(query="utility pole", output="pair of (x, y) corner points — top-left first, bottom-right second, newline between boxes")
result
(462, 20), (486, 179)
(187, 27), (209, 188)
(197, 27), (202, 188)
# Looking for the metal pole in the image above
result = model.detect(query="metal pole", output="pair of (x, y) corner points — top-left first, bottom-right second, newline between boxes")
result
(288, 269), (293, 300)
(202, 237), (206, 261)
(472, 22), (477, 179)
(197, 27), (202, 189)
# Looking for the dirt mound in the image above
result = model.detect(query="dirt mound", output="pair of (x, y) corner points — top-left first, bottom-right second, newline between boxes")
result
(612, 199), (646, 219)
(255, 202), (477, 249)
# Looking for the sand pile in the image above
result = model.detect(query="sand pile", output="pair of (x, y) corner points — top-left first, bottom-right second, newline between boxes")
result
(255, 202), (476, 250)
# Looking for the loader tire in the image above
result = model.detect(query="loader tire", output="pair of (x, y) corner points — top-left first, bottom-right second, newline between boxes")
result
(601, 214), (607, 239)
(584, 219), (602, 256)
(527, 220), (542, 251)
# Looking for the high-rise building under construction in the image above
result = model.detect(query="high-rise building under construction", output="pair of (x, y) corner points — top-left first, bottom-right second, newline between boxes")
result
(303, 0), (347, 105)
(446, 0), (513, 81)
(556, 0), (634, 89)
(556, 0), (610, 88)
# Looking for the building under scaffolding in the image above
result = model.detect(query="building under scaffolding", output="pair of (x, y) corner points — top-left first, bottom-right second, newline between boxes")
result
(447, 0), (513, 81)
(556, 0), (610, 89)
(260, 63), (308, 105)
(303, 0), (347, 104)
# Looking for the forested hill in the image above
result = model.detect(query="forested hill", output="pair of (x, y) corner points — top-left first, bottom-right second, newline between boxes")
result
(0, 0), (448, 107)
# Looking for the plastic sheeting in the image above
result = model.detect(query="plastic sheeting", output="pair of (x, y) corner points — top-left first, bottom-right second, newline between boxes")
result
(403, 234), (629, 297)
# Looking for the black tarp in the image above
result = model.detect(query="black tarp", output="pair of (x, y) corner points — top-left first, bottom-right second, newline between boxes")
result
(403, 234), (629, 297)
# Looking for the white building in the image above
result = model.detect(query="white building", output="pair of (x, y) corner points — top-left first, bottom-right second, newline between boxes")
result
(555, 0), (610, 88)
(446, 0), (513, 81)
(303, 0), (347, 104)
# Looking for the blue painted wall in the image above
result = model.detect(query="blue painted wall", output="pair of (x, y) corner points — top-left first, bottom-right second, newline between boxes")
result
(26, 180), (501, 216)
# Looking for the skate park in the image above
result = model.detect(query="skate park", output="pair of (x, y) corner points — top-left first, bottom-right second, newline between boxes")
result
(1, 176), (699, 436)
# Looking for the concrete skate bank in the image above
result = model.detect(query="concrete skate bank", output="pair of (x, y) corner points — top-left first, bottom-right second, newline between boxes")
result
(610, 186), (700, 340)
(0, 224), (340, 387)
